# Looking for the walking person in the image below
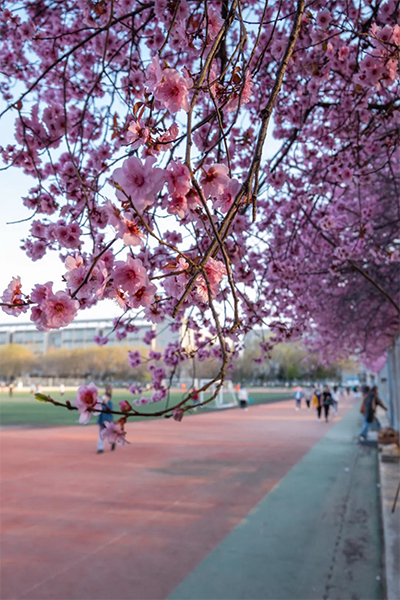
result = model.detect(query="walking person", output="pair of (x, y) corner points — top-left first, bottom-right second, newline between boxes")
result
(331, 385), (339, 415)
(97, 385), (115, 454)
(304, 386), (313, 409)
(312, 386), (323, 421)
(322, 385), (333, 422)
(238, 386), (249, 411)
(60, 383), (65, 397)
(359, 385), (388, 442)
(294, 386), (304, 411)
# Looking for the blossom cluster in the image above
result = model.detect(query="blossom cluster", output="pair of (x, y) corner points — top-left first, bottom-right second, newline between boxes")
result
(1, 0), (399, 428)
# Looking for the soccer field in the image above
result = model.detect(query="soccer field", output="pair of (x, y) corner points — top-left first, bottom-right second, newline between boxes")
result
(0, 389), (290, 427)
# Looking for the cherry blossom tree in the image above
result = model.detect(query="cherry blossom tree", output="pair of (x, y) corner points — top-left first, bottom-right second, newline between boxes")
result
(0, 0), (399, 434)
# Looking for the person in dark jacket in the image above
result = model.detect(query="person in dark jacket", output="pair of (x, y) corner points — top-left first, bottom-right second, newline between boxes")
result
(97, 387), (115, 454)
(322, 385), (333, 422)
(359, 385), (388, 441)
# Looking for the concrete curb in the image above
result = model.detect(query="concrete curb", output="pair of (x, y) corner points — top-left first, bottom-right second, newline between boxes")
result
(378, 453), (400, 600)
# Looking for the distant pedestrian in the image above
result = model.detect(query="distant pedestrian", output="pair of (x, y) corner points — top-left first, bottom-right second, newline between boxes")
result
(8, 382), (14, 397)
(304, 386), (313, 409)
(312, 386), (323, 421)
(238, 386), (249, 410)
(294, 386), (303, 411)
(97, 386), (115, 454)
(60, 383), (65, 397)
(322, 385), (333, 422)
(359, 385), (388, 442)
(331, 386), (339, 414)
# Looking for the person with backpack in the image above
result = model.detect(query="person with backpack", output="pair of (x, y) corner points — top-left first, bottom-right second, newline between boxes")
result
(294, 386), (304, 411)
(359, 385), (388, 441)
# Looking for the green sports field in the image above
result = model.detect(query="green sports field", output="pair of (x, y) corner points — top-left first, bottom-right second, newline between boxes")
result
(0, 389), (290, 427)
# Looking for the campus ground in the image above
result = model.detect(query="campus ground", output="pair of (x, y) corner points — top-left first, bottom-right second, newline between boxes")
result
(1, 396), (383, 600)
(0, 389), (290, 427)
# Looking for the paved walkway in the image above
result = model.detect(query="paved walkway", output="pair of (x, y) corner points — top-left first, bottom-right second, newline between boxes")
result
(0, 397), (381, 600)
(168, 406), (382, 600)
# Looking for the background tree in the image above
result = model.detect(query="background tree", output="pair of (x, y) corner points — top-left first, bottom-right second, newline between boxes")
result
(0, 344), (37, 380)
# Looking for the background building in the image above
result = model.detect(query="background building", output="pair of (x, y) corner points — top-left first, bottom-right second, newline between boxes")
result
(0, 318), (178, 354)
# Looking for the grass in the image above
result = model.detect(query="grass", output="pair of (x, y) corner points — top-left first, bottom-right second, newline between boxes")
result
(0, 389), (291, 428)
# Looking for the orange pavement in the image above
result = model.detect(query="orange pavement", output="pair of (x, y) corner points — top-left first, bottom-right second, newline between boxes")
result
(0, 399), (351, 600)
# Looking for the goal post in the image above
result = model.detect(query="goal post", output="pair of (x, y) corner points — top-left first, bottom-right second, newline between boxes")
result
(199, 379), (239, 409)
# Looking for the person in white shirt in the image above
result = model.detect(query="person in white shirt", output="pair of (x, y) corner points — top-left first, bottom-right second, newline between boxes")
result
(238, 387), (249, 411)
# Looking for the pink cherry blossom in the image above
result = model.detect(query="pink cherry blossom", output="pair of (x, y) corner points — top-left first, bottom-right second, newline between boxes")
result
(1, 277), (28, 317)
(119, 400), (133, 412)
(100, 421), (130, 445)
(201, 164), (230, 198)
(145, 55), (163, 93)
(113, 156), (165, 212)
(154, 68), (190, 113)
(41, 291), (79, 329)
(113, 255), (148, 296)
(126, 119), (149, 149)
(75, 383), (100, 424)
(316, 9), (331, 29)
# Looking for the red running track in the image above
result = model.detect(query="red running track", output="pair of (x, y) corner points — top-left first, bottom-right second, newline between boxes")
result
(0, 399), (351, 600)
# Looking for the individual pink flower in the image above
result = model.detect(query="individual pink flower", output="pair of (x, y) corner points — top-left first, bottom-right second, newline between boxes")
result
(113, 255), (148, 295)
(42, 291), (79, 329)
(145, 55), (163, 92)
(205, 258), (227, 291)
(31, 220), (47, 238)
(119, 400), (133, 412)
(201, 163), (230, 197)
(100, 420), (130, 445)
(214, 178), (240, 212)
(1, 277), (28, 317)
(166, 161), (191, 196)
(30, 281), (53, 304)
(65, 254), (84, 271)
(316, 9), (331, 30)
(154, 68), (190, 113)
(104, 200), (122, 229)
(173, 408), (184, 422)
(93, 335), (108, 345)
(75, 383), (100, 424)
(168, 194), (188, 219)
(196, 275), (209, 302)
(113, 156), (165, 212)
(129, 281), (157, 308)
(126, 119), (150, 149)
(144, 305), (164, 323)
